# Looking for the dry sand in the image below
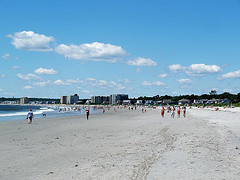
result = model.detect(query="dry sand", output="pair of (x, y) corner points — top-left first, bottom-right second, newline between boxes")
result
(0, 107), (240, 179)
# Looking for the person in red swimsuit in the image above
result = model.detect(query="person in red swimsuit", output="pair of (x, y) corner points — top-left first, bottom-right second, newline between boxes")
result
(177, 106), (181, 118)
(161, 106), (165, 118)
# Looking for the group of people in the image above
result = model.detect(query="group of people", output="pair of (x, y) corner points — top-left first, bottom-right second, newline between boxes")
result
(26, 107), (91, 124)
(161, 106), (187, 118)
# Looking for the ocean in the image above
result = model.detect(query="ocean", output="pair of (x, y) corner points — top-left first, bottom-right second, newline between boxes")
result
(0, 105), (99, 122)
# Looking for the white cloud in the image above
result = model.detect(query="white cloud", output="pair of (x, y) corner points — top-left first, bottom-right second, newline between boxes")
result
(8, 31), (54, 51)
(12, 65), (19, 69)
(126, 57), (157, 66)
(34, 80), (51, 87)
(55, 42), (127, 62)
(2, 53), (10, 60)
(82, 90), (91, 94)
(1, 74), (5, 78)
(34, 68), (57, 75)
(0, 88), (3, 91)
(66, 79), (83, 84)
(53, 79), (70, 85)
(136, 68), (142, 73)
(125, 78), (130, 84)
(223, 89), (232, 93)
(168, 64), (185, 72)
(186, 64), (221, 76)
(142, 81), (152, 86)
(219, 70), (240, 79)
(142, 81), (165, 86)
(16, 73), (41, 80)
(23, 86), (33, 89)
(169, 63), (221, 76)
(159, 73), (167, 78)
(177, 78), (193, 84)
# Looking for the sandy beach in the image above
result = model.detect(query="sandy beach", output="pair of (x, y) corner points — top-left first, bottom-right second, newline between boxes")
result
(1, 107), (240, 179)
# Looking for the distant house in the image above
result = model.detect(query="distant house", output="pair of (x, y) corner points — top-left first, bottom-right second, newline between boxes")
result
(178, 99), (190, 105)
(145, 100), (154, 105)
(162, 99), (172, 104)
(221, 98), (231, 104)
(136, 100), (143, 105)
(193, 99), (208, 104)
(206, 98), (222, 104)
(85, 100), (91, 104)
(122, 100), (131, 105)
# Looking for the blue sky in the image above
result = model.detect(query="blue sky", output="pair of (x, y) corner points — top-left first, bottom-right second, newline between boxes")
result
(1, 0), (240, 98)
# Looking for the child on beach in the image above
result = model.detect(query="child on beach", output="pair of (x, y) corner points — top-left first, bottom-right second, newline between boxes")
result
(26, 109), (34, 124)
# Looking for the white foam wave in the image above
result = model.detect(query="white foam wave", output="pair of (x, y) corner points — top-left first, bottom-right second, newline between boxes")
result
(0, 108), (54, 117)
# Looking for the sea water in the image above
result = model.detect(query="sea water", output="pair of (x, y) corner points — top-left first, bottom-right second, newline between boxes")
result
(0, 105), (99, 122)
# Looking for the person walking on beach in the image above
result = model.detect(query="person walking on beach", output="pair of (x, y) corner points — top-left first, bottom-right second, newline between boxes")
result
(161, 106), (165, 118)
(85, 108), (90, 120)
(183, 106), (186, 117)
(26, 109), (34, 124)
(177, 106), (181, 118)
(171, 106), (175, 118)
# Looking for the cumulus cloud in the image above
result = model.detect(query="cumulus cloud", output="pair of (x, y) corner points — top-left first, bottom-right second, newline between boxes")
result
(82, 90), (91, 94)
(186, 64), (221, 76)
(55, 42), (127, 62)
(52, 77), (126, 91)
(159, 73), (167, 78)
(136, 68), (142, 73)
(2, 53), (10, 60)
(142, 81), (165, 86)
(12, 65), (19, 69)
(8, 31), (54, 51)
(168, 64), (185, 72)
(16, 73), (41, 80)
(34, 68), (57, 75)
(126, 57), (157, 66)
(53, 79), (71, 85)
(219, 70), (240, 80)
(34, 80), (51, 87)
(169, 64), (221, 76)
(23, 86), (33, 89)
(177, 78), (193, 84)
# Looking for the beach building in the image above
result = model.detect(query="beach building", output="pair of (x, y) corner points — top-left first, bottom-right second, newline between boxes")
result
(178, 98), (191, 105)
(136, 100), (143, 105)
(91, 96), (109, 104)
(20, 97), (29, 104)
(61, 96), (67, 104)
(145, 100), (154, 106)
(110, 94), (128, 105)
(193, 99), (208, 104)
(122, 100), (131, 105)
(206, 98), (222, 104)
(221, 98), (231, 104)
(67, 94), (79, 104)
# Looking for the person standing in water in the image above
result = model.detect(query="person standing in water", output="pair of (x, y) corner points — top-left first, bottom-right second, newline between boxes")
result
(26, 109), (34, 124)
